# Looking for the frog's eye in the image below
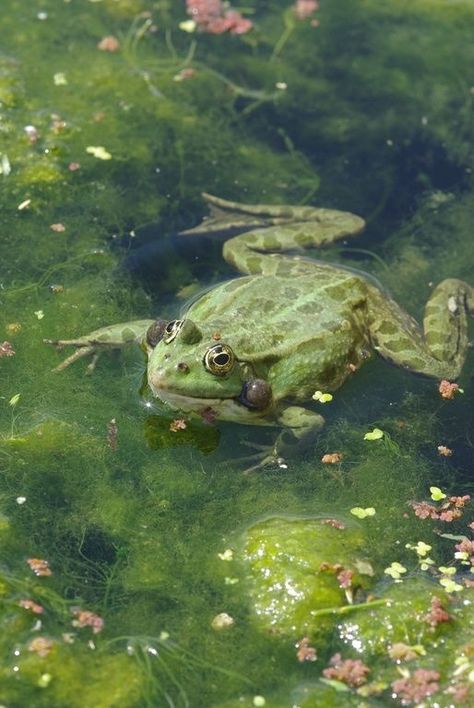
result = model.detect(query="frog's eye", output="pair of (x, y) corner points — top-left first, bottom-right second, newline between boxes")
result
(204, 344), (235, 376)
(163, 319), (184, 344)
(146, 319), (167, 348)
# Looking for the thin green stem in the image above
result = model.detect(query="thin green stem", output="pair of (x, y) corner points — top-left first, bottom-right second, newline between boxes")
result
(270, 24), (295, 61)
(309, 598), (388, 619)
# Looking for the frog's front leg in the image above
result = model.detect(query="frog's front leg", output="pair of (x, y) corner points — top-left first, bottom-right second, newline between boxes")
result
(243, 406), (325, 473)
(44, 319), (154, 373)
(367, 279), (474, 380)
(275, 405), (325, 458)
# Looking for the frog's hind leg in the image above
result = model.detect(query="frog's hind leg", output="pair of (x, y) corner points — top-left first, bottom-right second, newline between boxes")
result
(222, 217), (365, 277)
(202, 193), (308, 220)
(367, 279), (474, 380)
(423, 279), (474, 378)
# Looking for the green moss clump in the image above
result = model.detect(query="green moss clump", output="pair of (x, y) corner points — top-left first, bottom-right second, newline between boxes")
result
(0, 638), (145, 707)
(337, 577), (453, 655)
(239, 516), (373, 639)
(327, 578), (474, 704)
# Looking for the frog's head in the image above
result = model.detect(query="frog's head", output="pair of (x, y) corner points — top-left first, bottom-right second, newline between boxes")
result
(144, 318), (272, 422)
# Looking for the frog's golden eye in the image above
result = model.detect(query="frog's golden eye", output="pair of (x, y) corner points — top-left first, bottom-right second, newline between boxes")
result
(163, 319), (184, 344)
(204, 344), (235, 376)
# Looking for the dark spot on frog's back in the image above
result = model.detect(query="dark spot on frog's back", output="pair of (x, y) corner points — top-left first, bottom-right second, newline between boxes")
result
(324, 283), (354, 301)
(246, 256), (262, 272)
(262, 300), (277, 314)
(263, 235), (281, 250)
(222, 279), (248, 294)
(271, 334), (284, 346)
(283, 287), (299, 299)
(375, 321), (400, 336)
(296, 300), (319, 315)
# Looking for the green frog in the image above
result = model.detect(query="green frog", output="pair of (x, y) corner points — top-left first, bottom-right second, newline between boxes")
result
(46, 193), (473, 469)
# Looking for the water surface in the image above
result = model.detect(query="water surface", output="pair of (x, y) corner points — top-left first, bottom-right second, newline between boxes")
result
(0, 1), (473, 706)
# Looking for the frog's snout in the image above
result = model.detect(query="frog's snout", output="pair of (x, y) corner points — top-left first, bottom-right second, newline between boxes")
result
(148, 360), (191, 390)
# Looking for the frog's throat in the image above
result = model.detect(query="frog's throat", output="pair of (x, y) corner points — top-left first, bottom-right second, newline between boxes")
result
(151, 387), (265, 424)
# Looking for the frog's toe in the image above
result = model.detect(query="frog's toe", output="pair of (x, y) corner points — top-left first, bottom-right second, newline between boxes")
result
(85, 352), (102, 374)
(239, 451), (288, 474)
(49, 345), (96, 372)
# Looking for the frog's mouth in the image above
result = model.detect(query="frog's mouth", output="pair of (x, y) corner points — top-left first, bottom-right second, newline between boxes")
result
(150, 387), (268, 425)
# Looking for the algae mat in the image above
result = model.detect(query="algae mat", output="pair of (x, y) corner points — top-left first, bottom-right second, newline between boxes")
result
(0, 1), (473, 706)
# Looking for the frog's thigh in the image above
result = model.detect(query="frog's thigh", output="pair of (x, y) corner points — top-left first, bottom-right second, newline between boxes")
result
(224, 235), (356, 277)
(423, 279), (474, 372)
(275, 406), (325, 455)
(367, 281), (473, 379)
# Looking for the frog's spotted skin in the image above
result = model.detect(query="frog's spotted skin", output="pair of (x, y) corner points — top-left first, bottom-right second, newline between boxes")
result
(47, 193), (474, 467)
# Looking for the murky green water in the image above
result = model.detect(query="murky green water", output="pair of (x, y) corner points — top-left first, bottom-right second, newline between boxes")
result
(1, 1), (473, 706)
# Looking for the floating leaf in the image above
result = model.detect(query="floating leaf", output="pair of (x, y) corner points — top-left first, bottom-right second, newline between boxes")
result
(438, 533), (467, 541)
(438, 566), (456, 576)
(224, 577), (239, 585)
(34, 310), (44, 320)
(179, 20), (197, 33)
(430, 486), (447, 501)
(0, 154), (11, 176)
(9, 393), (21, 407)
(253, 697), (266, 708)
(354, 559), (375, 576)
(364, 428), (384, 441)
(384, 562), (407, 580)
(319, 678), (350, 693)
(406, 541), (432, 557)
(86, 146), (112, 160)
(439, 577), (463, 593)
(53, 72), (67, 86)
(350, 507), (376, 519)
(312, 390), (333, 403)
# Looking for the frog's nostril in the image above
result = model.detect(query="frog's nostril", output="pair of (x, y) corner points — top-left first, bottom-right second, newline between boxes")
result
(177, 362), (189, 374)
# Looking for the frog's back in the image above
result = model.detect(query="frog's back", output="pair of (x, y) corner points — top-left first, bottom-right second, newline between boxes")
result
(186, 270), (368, 362)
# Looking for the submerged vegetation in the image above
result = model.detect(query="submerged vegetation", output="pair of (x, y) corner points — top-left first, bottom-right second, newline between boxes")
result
(0, 0), (473, 705)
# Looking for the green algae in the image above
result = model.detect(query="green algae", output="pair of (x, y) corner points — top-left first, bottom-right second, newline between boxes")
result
(336, 576), (468, 659)
(1, 643), (145, 708)
(239, 516), (373, 638)
(0, 0), (473, 706)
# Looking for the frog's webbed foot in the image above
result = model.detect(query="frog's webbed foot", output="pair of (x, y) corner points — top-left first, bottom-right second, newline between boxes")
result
(179, 193), (273, 237)
(239, 449), (289, 475)
(239, 406), (325, 473)
(237, 440), (285, 473)
(44, 340), (104, 373)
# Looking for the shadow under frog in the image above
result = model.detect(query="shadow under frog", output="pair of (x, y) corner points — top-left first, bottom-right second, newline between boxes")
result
(46, 193), (474, 470)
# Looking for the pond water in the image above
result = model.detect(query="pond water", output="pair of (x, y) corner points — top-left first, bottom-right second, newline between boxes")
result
(0, 1), (473, 706)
